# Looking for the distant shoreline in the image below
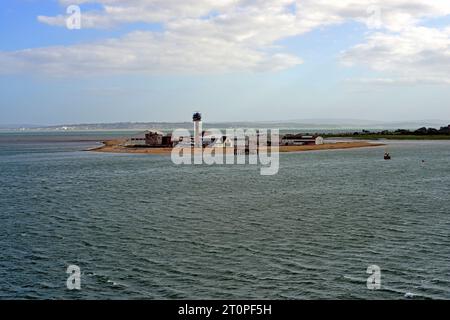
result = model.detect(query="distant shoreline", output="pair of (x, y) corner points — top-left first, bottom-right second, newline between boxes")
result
(327, 134), (450, 140)
(88, 140), (385, 155)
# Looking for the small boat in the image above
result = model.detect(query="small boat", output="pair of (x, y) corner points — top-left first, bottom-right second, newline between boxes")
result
(384, 152), (391, 160)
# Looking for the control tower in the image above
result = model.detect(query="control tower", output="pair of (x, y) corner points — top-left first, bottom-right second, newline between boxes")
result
(193, 112), (202, 148)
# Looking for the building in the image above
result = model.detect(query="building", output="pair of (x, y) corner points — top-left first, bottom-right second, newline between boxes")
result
(123, 114), (326, 148)
(193, 112), (202, 148)
(125, 130), (172, 147)
(126, 136), (147, 146)
(145, 131), (163, 146)
(203, 134), (234, 148)
(281, 134), (324, 146)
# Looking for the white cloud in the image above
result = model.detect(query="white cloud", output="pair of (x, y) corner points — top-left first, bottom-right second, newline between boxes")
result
(38, 0), (450, 32)
(341, 27), (450, 84)
(38, 0), (242, 28)
(0, 31), (302, 75)
(295, 0), (450, 32)
(2, 0), (450, 78)
(8, 0), (306, 75)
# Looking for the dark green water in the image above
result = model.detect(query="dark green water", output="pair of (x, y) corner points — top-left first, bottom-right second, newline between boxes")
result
(1, 133), (449, 299)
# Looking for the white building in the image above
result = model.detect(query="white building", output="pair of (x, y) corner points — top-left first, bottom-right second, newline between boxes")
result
(281, 135), (324, 146)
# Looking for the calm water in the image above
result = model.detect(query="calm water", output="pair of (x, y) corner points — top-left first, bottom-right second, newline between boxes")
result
(1, 133), (449, 299)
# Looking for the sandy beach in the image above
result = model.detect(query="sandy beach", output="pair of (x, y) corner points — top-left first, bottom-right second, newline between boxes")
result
(89, 139), (385, 155)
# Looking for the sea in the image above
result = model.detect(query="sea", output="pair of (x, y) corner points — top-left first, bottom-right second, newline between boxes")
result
(0, 131), (449, 299)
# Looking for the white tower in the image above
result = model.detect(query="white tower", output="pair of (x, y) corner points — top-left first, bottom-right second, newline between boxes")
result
(193, 112), (202, 148)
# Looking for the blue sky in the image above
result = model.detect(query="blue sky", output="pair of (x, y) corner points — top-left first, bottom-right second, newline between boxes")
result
(1, 0), (450, 125)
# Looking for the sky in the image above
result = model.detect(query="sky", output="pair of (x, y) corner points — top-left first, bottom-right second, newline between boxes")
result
(1, 0), (450, 125)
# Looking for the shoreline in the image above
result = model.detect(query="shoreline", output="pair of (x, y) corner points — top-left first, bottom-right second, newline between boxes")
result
(327, 135), (450, 140)
(88, 140), (385, 155)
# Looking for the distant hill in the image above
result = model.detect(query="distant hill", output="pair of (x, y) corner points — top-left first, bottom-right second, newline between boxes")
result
(0, 124), (42, 130)
(3, 119), (450, 131)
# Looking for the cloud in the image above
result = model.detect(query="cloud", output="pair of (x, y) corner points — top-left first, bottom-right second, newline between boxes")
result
(38, 0), (241, 28)
(341, 26), (450, 84)
(295, 0), (450, 32)
(0, 31), (302, 75)
(6, 0), (306, 75)
(2, 0), (450, 78)
(38, 0), (450, 31)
